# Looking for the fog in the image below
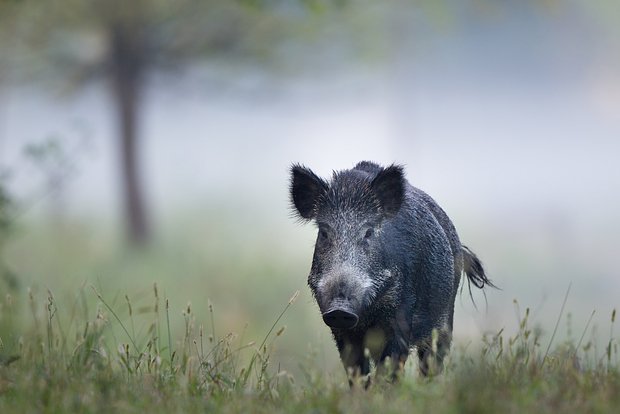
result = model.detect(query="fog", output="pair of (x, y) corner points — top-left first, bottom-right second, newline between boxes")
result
(1, 1), (619, 362)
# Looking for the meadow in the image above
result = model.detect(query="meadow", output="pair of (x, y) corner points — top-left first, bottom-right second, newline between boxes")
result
(1, 214), (618, 413)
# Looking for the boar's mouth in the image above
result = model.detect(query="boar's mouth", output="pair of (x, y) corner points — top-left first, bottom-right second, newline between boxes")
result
(322, 300), (359, 329)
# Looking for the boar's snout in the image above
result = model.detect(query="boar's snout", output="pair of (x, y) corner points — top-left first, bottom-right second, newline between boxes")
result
(322, 301), (359, 329)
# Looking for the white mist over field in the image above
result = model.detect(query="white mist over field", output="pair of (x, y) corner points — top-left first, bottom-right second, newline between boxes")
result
(1, 2), (619, 352)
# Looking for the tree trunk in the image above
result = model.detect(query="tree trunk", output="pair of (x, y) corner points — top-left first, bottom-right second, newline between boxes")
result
(110, 22), (150, 246)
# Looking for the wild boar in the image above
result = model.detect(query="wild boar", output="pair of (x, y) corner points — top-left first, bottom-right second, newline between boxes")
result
(290, 161), (494, 379)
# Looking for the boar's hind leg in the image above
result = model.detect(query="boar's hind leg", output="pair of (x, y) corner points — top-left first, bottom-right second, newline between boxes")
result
(416, 328), (452, 377)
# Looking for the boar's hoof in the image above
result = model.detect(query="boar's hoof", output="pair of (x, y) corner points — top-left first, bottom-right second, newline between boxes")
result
(322, 308), (359, 329)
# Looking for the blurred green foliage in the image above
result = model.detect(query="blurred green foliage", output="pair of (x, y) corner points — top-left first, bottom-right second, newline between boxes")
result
(0, 177), (18, 364)
(0, 178), (17, 293)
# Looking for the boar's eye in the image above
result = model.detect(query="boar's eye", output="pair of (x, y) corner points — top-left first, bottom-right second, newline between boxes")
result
(364, 228), (374, 239)
(319, 229), (329, 241)
(317, 223), (333, 245)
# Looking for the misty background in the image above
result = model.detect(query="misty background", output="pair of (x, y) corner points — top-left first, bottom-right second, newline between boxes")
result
(1, 0), (618, 375)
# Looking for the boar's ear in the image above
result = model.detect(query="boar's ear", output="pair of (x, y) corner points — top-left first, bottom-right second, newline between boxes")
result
(371, 164), (405, 217)
(290, 164), (328, 220)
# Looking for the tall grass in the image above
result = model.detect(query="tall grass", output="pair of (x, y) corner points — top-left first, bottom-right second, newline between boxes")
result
(0, 285), (618, 413)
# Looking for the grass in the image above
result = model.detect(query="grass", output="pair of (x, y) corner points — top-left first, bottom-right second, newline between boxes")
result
(0, 215), (618, 412)
(0, 282), (618, 413)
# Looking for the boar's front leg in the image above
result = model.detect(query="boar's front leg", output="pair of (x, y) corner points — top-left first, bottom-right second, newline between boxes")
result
(376, 341), (410, 381)
(335, 335), (370, 383)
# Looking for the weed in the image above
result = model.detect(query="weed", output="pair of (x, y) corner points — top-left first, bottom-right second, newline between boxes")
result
(0, 284), (618, 413)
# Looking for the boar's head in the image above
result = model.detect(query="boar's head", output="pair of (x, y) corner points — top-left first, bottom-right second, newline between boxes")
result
(290, 162), (405, 330)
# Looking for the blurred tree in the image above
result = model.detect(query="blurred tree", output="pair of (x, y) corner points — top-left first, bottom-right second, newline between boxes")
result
(4, 0), (589, 246)
(1, 0), (299, 246)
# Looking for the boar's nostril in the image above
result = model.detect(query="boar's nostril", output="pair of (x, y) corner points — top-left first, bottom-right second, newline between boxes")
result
(322, 308), (359, 329)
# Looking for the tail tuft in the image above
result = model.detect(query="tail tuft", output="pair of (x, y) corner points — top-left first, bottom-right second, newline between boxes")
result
(461, 246), (497, 307)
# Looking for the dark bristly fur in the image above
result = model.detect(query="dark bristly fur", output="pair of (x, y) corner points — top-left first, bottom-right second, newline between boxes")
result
(289, 161), (495, 381)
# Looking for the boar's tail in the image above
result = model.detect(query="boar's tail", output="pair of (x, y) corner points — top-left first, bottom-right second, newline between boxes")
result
(461, 245), (497, 305)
